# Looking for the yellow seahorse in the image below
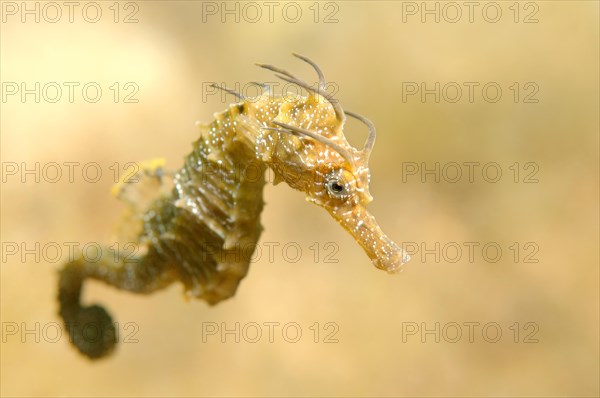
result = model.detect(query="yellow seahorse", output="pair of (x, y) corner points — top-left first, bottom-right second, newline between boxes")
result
(58, 53), (410, 359)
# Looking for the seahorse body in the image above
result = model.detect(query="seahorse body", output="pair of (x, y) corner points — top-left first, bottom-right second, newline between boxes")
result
(58, 55), (410, 359)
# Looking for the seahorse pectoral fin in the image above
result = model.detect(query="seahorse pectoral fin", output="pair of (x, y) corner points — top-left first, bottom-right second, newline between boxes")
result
(112, 158), (174, 242)
(111, 158), (168, 199)
(330, 205), (410, 273)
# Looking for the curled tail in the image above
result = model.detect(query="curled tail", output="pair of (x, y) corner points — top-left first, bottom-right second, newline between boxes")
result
(58, 246), (176, 359)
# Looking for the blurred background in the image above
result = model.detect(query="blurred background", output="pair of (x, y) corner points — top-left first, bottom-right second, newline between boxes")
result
(1, 1), (598, 396)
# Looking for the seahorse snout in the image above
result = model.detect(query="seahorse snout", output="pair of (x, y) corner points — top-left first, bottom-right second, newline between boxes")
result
(330, 205), (411, 273)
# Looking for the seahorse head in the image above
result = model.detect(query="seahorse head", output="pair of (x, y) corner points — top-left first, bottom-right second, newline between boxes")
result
(251, 54), (411, 273)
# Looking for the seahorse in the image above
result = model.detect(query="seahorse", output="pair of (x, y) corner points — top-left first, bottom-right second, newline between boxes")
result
(58, 53), (411, 359)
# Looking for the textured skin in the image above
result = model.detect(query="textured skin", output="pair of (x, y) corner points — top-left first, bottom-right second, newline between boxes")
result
(58, 59), (410, 359)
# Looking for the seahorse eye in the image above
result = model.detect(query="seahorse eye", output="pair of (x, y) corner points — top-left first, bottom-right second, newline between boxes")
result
(325, 170), (354, 199)
(328, 181), (345, 195)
